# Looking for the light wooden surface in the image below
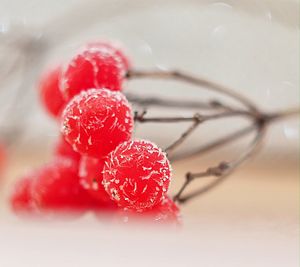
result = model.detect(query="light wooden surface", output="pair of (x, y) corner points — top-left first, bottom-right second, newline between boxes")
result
(0, 149), (298, 266)
(1, 149), (298, 218)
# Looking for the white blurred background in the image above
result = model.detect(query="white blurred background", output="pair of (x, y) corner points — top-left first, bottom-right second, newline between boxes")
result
(0, 0), (298, 154)
(0, 0), (299, 266)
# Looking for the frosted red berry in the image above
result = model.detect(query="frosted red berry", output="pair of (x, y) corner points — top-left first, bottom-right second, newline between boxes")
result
(10, 176), (35, 213)
(116, 196), (181, 225)
(60, 44), (127, 101)
(79, 156), (112, 203)
(54, 135), (81, 162)
(31, 158), (91, 212)
(86, 41), (131, 71)
(150, 196), (181, 224)
(38, 65), (66, 118)
(61, 88), (133, 158)
(103, 140), (171, 211)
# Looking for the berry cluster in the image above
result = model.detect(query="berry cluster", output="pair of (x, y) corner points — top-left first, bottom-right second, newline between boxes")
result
(10, 41), (180, 225)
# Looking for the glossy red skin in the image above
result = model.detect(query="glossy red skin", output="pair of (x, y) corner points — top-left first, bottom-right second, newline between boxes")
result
(54, 135), (81, 163)
(60, 44), (127, 101)
(115, 196), (181, 225)
(79, 156), (113, 204)
(10, 177), (35, 213)
(61, 89), (133, 158)
(38, 65), (66, 118)
(103, 140), (171, 211)
(30, 158), (92, 213)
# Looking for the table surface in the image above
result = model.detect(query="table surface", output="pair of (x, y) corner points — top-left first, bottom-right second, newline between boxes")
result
(0, 150), (298, 267)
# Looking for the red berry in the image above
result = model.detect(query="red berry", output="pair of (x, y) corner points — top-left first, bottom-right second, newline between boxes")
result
(151, 196), (181, 224)
(10, 176), (35, 213)
(116, 196), (181, 225)
(79, 156), (112, 203)
(38, 65), (66, 118)
(31, 158), (91, 213)
(86, 41), (131, 71)
(0, 142), (6, 175)
(103, 140), (171, 211)
(54, 135), (81, 162)
(60, 44), (127, 101)
(61, 88), (133, 158)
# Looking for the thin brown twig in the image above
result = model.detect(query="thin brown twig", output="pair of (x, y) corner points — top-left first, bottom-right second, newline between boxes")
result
(174, 124), (266, 203)
(126, 93), (234, 111)
(165, 119), (200, 154)
(127, 69), (259, 113)
(170, 123), (257, 161)
(134, 108), (256, 157)
(265, 107), (300, 122)
(128, 68), (299, 204)
(134, 109), (255, 123)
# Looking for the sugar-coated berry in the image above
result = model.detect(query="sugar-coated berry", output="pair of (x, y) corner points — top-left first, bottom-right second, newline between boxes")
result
(10, 176), (35, 213)
(61, 88), (133, 158)
(152, 196), (181, 224)
(54, 135), (81, 162)
(31, 158), (91, 213)
(86, 41), (131, 71)
(38, 65), (66, 118)
(115, 196), (181, 225)
(103, 140), (171, 211)
(60, 44), (127, 101)
(79, 156), (112, 203)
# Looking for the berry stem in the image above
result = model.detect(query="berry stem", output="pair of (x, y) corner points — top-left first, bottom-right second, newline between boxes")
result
(134, 108), (256, 156)
(128, 68), (299, 205)
(134, 109), (254, 123)
(170, 123), (257, 161)
(173, 123), (265, 204)
(127, 69), (259, 112)
(126, 93), (234, 111)
(165, 120), (200, 155)
(173, 108), (299, 204)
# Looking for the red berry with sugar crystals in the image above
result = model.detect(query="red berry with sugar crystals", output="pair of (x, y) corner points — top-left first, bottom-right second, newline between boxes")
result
(61, 88), (133, 158)
(31, 158), (91, 212)
(151, 196), (181, 224)
(54, 135), (81, 162)
(86, 41), (131, 71)
(10, 176), (35, 213)
(60, 44), (127, 101)
(79, 156), (112, 203)
(103, 140), (171, 211)
(116, 196), (181, 225)
(38, 65), (66, 118)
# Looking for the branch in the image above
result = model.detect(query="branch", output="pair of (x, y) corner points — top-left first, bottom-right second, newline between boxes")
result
(174, 124), (266, 203)
(265, 107), (300, 122)
(127, 68), (299, 205)
(127, 69), (259, 113)
(126, 93), (235, 111)
(165, 120), (200, 154)
(170, 124), (257, 161)
(134, 109), (256, 156)
(134, 109), (254, 124)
